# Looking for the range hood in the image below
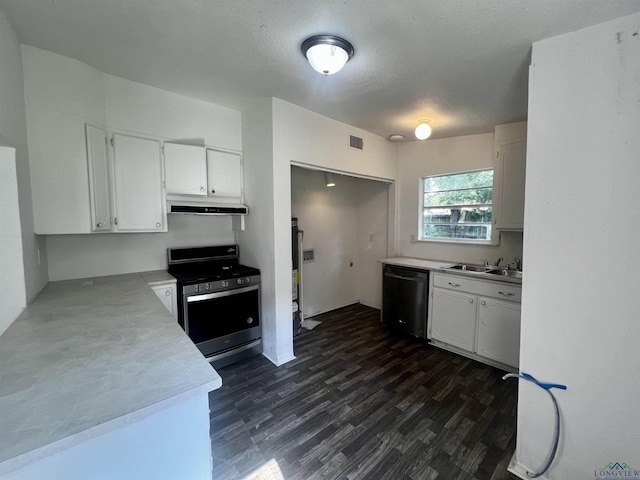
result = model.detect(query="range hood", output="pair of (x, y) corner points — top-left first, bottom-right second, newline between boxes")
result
(167, 198), (248, 215)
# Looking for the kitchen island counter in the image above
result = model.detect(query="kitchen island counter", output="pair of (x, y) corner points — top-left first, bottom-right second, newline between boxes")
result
(0, 273), (221, 478)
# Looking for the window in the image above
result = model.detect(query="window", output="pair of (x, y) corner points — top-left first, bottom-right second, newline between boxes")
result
(420, 169), (494, 243)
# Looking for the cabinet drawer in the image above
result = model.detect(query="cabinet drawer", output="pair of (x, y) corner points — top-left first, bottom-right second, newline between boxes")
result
(432, 273), (521, 302)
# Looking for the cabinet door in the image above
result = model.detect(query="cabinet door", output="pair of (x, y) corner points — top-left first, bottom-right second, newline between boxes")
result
(27, 108), (94, 234)
(430, 288), (477, 351)
(85, 124), (111, 232)
(151, 284), (177, 320)
(494, 139), (527, 230)
(164, 143), (207, 196)
(206, 149), (243, 199)
(477, 297), (521, 368)
(112, 134), (166, 232)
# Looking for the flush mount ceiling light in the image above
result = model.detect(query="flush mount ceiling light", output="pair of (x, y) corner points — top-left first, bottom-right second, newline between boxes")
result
(388, 134), (405, 143)
(325, 172), (336, 187)
(415, 119), (432, 140)
(302, 35), (354, 75)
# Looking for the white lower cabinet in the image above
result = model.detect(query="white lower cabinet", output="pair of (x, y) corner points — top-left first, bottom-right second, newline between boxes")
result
(431, 288), (477, 351)
(476, 297), (521, 367)
(429, 273), (521, 369)
(151, 284), (178, 320)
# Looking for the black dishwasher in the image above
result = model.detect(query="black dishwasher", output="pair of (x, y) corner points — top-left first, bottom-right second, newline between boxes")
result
(382, 265), (429, 338)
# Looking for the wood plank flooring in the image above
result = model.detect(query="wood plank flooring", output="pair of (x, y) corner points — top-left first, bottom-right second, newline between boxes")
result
(209, 303), (518, 480)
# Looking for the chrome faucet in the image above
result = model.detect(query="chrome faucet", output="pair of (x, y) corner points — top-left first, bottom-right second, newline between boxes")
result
(495, 257), (503, 267)
(514, 258), (522, 271)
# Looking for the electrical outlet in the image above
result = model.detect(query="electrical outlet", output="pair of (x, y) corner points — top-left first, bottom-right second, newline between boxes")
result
(410, 234), (416, 244)
(369, 233), (374, 242)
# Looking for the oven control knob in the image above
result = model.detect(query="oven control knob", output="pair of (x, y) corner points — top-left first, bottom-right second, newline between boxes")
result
(237, 278), (243, 285)
(222, 281), (229, 288)
(245, 277), (251, 283)
(205, 283), (211, 290)
(247, 317), (254, 324)
(195, 285), (202, 292)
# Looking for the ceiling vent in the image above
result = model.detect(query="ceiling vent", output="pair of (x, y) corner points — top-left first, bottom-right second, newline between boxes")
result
(348, 134), (364, 151)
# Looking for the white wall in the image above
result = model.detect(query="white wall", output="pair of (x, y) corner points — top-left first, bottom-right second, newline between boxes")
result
(46, 216), (234, 280)
(22, 46), (242, 281)
(514, 12), (640, 480)
(291, 167), (388, 316)
(239, 98), (296, 366)
(0, 10), (48, 312)
(397, 133), (523, 266)
(238, 98), (398, 366)
(292, 168), (359, 316)
(273, 99), (399, 182)
(0, 143), (26, 336)
(355, 177), (389, 309)
(103, 74), (241, 151)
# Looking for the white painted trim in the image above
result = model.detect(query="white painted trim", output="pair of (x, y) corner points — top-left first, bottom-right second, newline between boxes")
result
(261, 351), (296, 367)
(291, 161), (394, 184)
(508, 453), (549, 480)
(305, 301), (360, 319)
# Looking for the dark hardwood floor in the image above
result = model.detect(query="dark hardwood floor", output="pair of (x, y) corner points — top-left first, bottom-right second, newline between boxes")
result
(209, 303), (518, 480)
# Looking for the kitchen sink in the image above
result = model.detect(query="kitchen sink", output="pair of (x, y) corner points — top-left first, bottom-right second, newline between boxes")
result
(445, 264), (523, 281)
(447, 264), (493, 272)
(486, 269), (523, 279)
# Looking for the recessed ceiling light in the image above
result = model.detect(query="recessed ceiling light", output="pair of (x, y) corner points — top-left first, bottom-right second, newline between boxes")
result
(301, 35), (354, 75)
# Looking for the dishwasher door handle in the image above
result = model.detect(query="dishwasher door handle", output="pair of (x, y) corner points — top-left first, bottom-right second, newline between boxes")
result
(384, 272), (425, 282)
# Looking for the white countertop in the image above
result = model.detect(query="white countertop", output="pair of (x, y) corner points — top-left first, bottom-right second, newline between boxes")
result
(379, 257), (522, 284)
(140, 270), (176, 285)
(379, 257), (456, 270)
(0, 273), (221, 475)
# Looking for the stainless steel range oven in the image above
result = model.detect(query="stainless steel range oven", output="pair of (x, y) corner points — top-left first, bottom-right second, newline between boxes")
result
(168, 245), (261, 369)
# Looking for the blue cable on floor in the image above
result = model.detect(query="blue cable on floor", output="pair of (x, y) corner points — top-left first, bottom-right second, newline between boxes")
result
(502, 372), (567, 478)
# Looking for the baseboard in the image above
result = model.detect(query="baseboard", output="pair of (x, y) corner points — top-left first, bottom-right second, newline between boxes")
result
(304, 301), (360, 319)
(261, 351), (296, 367)
(508, 453), (550, 480)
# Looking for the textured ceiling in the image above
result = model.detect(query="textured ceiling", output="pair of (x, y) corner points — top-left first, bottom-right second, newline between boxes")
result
(3, 0), (640, 140)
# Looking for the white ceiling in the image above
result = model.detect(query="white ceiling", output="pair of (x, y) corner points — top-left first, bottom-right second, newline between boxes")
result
(3, 0), (640, 140)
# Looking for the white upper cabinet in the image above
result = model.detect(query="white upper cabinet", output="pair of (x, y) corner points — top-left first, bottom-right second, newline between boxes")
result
(207, 149), (243, 200)
(493, 122), (527, 231)
(85, 124), (111, 232)
(112, 134), (166, 232)
(164, 143), (207, 196)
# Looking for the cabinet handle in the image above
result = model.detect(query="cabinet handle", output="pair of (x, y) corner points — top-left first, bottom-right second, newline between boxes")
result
(156, 222), (161, 228)
(200, 186), (205, 192)
(448, 282), (461, 287)
(469, 298), (474, 303)
(399, 319), (407, 325)
(498, 291), (515, 296)
(96, 223), (103, 228)
(165, 291), (171, 296)
(481, 300), (486, 305)
(211, 189), (215, 194)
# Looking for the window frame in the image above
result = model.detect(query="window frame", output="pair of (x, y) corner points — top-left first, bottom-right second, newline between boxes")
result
(417, 168), (497, 245)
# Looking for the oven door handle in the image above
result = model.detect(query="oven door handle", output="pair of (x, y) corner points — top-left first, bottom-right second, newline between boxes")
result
(186, 284), (259, 302)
